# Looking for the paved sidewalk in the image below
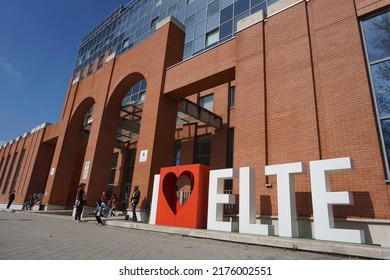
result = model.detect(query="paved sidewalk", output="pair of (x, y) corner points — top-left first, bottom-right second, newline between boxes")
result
(0, 210), (387, 260)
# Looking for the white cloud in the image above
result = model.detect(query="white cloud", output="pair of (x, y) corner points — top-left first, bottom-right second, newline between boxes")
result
(0, 56), (24, 84)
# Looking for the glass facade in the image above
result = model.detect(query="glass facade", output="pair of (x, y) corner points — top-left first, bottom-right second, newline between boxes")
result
(74, 0), (277, 78)
(362, 10), (390, 177)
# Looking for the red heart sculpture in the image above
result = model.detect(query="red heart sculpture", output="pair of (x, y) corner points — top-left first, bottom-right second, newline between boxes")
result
(162, 171), (194, 214)
(156, 164), (211, 229)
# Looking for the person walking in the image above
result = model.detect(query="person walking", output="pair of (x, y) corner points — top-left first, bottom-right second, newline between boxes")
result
(131, 185), (140, 222)
(75, 183), (86, 222)
(6, 190), (16, 209)
(109, 193), (118, 217)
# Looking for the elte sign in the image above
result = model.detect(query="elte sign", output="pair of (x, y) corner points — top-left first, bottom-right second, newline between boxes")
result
(149, 157), (364, 244)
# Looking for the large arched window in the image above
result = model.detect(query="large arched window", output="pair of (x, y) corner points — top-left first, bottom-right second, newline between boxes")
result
(122, 79), (146, 106)
(362, 10), (390, 178)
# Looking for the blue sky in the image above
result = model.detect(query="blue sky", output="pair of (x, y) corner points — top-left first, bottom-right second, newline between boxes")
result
(0, 0), (128, 143)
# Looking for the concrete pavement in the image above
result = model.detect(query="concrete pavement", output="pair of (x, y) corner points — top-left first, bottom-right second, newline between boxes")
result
(0, 210), (388, 260)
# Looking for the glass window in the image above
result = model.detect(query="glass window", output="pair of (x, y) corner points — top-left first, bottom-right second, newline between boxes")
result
(362, 12), (390, 62)
(2, 153), (17, 194)
(0, 155), (10, 193)
(234, 0), (250, 16)
(80, 68), (85, 79)
(185, 26), (195, 43)
(229, 86), (235, 108)
(177, 9), (185, 22)
(168, 4), (177, 16)
(208, 0), (220, 17)
(371, 61), (390, 117)
(199, 94), (214, 111)
(251, 0), (265, 6)
(195, 20), (206, 37)
(84, 105), (94, 126)
(362, 9), (390, 178)
(122, 79), (147, 106)
(251, 2), (266, 14)
(87, 61), (95, 75)
(221, 4), (233, 24)
(172, 140), (181, 166)
(150, 17), (159, 30)
(186, 1), (197, 17)
(178, 0), (186, 11)
(206, 28), (219, 47)
(196, 134), (212, 165)
(193, 35), (205, 53)
(220, 19), (233, 39)
(10, 149), (25, 193)
(108, 152), (119, 193)
(184, 41), (193, 58)
(222, 0), (234, 9)
(185, 14), (196, 27)
(207, 13), (220, 31)
(196, 7), (207, 24)
(228, 128), (234, 168)
(73, 0), (278, 76)
(122, 37), (130, 49)
(198, 0), (208, 10)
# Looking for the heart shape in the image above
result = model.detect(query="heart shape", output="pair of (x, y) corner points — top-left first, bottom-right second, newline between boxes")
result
(162, 171), (194, 215)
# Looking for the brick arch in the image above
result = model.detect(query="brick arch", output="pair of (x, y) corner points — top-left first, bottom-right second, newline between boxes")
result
(68, 97), (96, 134)
(105, 71), (147, 119)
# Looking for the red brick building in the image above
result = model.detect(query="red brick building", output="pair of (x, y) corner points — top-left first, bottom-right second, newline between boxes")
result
(1, 0), (390, 246)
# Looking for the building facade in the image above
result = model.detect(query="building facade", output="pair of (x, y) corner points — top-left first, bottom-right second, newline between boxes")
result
(1, 0), (390, 246)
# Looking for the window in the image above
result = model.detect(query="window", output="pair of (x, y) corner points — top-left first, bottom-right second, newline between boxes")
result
(196, 134), (212, 165)
(150, 17), (159, 30)
(107, 153), (119, 196)
(187, 0), (195, 4)
(2, 153), (17, 194)
(80, 68), (85, 80)
(206, 28), (219, 47)
(122, 79), (147, 106)
(362, 10), (390, 178)
(10, 149), (25, 193)
(0, 155), (10, 193)
(122, 38), (130, 49)
(172, 140), (181, 166)
(97, 55), (105, 69)
(199, 94), (214, 112)
(0, 157), (4, 173)
(125, 149), (136, 186)
(84, 105), (93, 126)
(208, 0), (220, 17)
(87, 61), (95, 75)
(229, 86), (235, 108)
(234, 0), (250, 16)
(228, 128), (234, 168)
(155, 0), (162, 7)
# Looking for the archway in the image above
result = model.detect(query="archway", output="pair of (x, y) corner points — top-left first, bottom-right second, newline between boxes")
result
(59, 97), (96, 208)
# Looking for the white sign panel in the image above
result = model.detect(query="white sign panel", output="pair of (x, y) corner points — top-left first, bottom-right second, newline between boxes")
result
(140, 149), (148, 162)
(82, 161), (90, 180)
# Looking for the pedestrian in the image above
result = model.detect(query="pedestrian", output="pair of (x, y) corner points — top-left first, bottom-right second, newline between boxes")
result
(6, 190), (16, 209)
(75, 183), (86, 222)
(131, 185), (140, 222)
(91, 191), (109, 226)
(109, 193), (118, 217)
(93, 198), (105, 226)
(21, 194), (33, 210)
